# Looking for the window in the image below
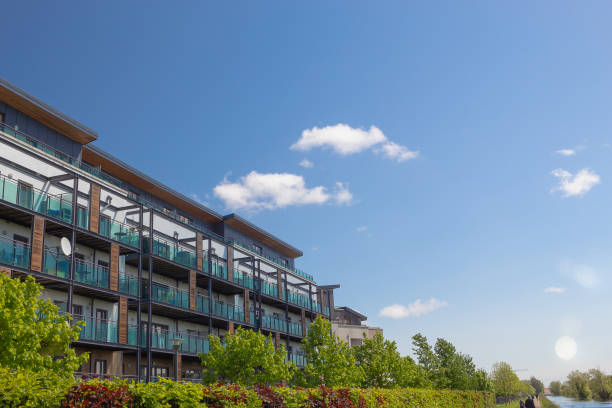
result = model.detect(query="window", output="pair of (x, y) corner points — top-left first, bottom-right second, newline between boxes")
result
(77, 204), (88, 228)
(152, 366), (168, 378)
(253, 244), (262, 254)
(162, 207), (172, 215)
(13, 234), (29, 265)
(72, 304), (83, 318)
(100, 215), (111, 237)
(184, 369), (201, 379)
(96, 309), (107, 321)
(279, 258), (288, 267)
(17, 181), (32, 209)
(94, 359), (107, 375)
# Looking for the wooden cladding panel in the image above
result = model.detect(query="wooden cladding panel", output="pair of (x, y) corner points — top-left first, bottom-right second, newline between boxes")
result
(196, 232), (203, 271)
(275, 332), (281, 349)
(30, 215), (45, 272)
(189, 270), (196, 311)
(227, 246), (233, 282)
(109, 244), (119, 291)
(0, 267), (11, 277)
(89, 184), (100, 234)
(118, 297), (128, 344)
(244, 289), (250, 323)
(229, 321), (235, 335)
(301, 309), (306, 338)
(176, 354), (182, 380)
(276, 270), (283, 299)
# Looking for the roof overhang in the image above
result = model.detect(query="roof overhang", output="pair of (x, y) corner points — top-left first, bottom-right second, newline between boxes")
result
(335, 306), (367, 321)
(82, 145), (223, 224)
(0, 78), (97, 144)
(224, 213), (303, 259)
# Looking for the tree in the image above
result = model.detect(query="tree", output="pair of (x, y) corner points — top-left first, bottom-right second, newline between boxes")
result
(565, 370), (592, 400)
(353, 332), (425, 388)
(299, 316), (363, 387)
(530, 376), (545, 395)
(0, 275), (87, 377)
(588, 369), (612, 401)
(199, 326), (293, 385)
(520, 380), (536, 396)
(550, 381), (562, 396)
(490, 361), (522, 403)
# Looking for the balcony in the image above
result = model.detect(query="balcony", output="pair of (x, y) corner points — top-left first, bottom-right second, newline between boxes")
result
(208, 260), (228, 280)
(42, 249), (70, 279)
(212, 301), (245, 322)
(76, 207), (89, 229)
(0, 173), (73, 223)
(311, 301), (322, 314)
(145, 282), (189, 310)
(99, 218), (139, 248)
(324, 305), (330, 316)
(287, 291), (310, 309)
(196, 294), (210, 314)
(260, 280), (279, 299)
(261, 314), (288, 333)
(232, 269), (255, 290)
(118, 271), (138, 296)
(0, 234), (30, 269)
(288, 321), (302, 337)
(74, 259), (109, 289)
(144, 328), (210, 354)
(143, 236), (196, 269)
(287, 352), (306, 368)
(76, 315), (118, 344)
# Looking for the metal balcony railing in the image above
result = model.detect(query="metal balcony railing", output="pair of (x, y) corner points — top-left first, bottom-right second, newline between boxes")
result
(0, 234), (30, 269)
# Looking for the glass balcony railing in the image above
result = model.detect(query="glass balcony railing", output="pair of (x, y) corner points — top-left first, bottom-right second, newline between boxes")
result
(99, 217), (139, 248)
(196, 294), (210, 314)
(212, 301), (245, 322)
(232, 269), (255, 290)
(74, 259), (109, 289)
(0, 234), (30, 269)
(144, 328), (210, 354)
(287, 352), (307, 368)
(76, 207), (89, 229)
(260, 280), (279, 298)
(0, 174), (73, 223)
(76, 315), (118, 343)
(324, 305), (330, 316)
(118, 271), (138, 296)
(143, 236), (196, 269)
(311, 301), (322, 314)
(209, 261), (228, 280)
(287, 291), (311, 309)
(128, 325), (139, 346)
(288, 321), (303, 337)
(43, 249), (70, 279)
(261, 315), (288, 333)
(145, 282), (189, 310)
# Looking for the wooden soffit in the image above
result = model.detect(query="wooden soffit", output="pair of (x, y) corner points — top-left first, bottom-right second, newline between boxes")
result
(224, 215), (302, 259)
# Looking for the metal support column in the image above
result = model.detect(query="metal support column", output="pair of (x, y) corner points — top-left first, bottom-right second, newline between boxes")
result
(207, 239), (213, 335)
(136, 204), (143, 382)
(146, 210), (153, 382)
(257, 260), (262, 330)
(284, 271), (290, 349)
(67, 175), (78, 314)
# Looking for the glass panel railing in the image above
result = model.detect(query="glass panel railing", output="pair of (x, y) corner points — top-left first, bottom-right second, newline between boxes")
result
(0, 174), (73, 223)
(311, 301), (322, 314)
(145, 282), (189, 309)
(196, 294), (210, 314)
(287, 291), (311, 309)
(77, 207), (89, 229)
(42, 250), (70, 279)
(260, 280), (279, 298)
(210, 262), (228, 280)
(118, 272), (138, 296)
(288, 321), (303, 337)
(287, 352), (307, 368)
(73, 259), (109, 289)
(99, 218), (139, 248)
(128, 325), (139, 346)
(324, 305), (330, 316)
(144, 328), (209, 354)
(76, 315), (118, 343)
(232, 269), (255, 289)
(0, 235), (30, 269)
(261, 315), (287, 333)
(143, 236), (196, 269)
(212, 301), (244, 322)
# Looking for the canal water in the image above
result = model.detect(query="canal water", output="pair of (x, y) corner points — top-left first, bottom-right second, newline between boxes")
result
(548, 396), (612, 407)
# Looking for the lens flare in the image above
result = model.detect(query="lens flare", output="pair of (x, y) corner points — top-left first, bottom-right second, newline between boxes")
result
(555, 336), (577, 360)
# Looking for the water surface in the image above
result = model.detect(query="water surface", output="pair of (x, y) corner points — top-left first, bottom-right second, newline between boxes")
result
(548, 396), (612, 408)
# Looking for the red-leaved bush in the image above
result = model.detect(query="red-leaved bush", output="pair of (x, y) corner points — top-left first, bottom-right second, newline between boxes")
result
(62, 381), (134, 408)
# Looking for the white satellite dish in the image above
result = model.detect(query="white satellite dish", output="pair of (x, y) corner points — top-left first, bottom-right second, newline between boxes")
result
(60, 237), (72, 256)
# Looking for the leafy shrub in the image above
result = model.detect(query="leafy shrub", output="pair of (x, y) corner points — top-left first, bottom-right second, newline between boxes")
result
(62, 379), (134, 407)
(0, 367), (73, 408)
(130, 378), (204, 408)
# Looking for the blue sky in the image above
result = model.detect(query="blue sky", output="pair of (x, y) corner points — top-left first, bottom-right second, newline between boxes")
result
(3, 1), (612, 383)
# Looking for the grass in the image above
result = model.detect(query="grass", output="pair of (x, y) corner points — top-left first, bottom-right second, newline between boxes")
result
(496, 397), (559, 408)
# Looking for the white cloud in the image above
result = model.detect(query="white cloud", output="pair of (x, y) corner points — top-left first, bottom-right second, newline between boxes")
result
(299, 159), (314, 168)
(213, 171), (352, 211)
(556, 149), (576, 156)
(291, 123), (418, 162)
(544, 287), (566, 294)
(551, 168), (600, 197)
(375, 141), (419, 162)
(379, 298), (448, 319)
(560, 261), (600, 289)
(356, 226), (368, 233)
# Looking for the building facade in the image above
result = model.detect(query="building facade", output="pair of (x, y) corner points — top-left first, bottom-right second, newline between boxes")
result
(332, 307), (382, 347)
(0, 78), (338, 381)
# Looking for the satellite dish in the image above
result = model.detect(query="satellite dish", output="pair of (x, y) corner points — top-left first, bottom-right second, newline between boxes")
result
(60, 237), (72, 256)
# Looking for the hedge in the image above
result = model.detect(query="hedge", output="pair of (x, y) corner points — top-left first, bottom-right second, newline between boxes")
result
(0, 372), (495, 408)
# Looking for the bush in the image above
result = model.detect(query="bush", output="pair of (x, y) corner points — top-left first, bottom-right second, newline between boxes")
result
(56, 380), (495, 408)
(0, 367), (73, 408)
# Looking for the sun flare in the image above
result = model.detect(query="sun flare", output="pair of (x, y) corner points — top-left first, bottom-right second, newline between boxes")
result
(555, 336), (577, 360)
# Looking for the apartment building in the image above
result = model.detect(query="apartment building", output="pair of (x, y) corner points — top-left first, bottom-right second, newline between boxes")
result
(0, 78), (338, 382)
(332, 307), (382, 347)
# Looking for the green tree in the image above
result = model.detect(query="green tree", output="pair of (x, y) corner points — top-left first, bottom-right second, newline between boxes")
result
(565, 370), (592, 400)
(490, 361), (522, 403)
(299, 316), (363, 387)
(521, 380), (536, 396)
(588, 369), (612, 401)
(0, 275), (87, 377)
(353, 332), (426, 388)
(530, 376), (545, 395)
(550, 380), (562, 396)
(199, 326), (293, 385)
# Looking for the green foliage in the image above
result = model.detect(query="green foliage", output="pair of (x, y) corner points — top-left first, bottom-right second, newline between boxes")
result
(130, 378), (205, 408)
(299, 316), (363, 387)
(588, 368), (612, 401)
(563, 370), (592, 400)
(529, 376), (544, 395)
(520, 380), (536, 396)
(411, 333), (488, 390)
(0, 275), (88, 377)
(490, 361), (522, 401)
(199, 326), (293, 385)
(549, 381), (561, 396)
(0, 366), (73, 408)
(353, 332), (426, 388)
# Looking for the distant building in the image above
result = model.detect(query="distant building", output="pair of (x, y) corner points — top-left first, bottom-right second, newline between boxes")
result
(331, 306), (382, 347)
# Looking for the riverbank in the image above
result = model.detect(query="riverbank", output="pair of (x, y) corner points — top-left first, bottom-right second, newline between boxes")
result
(496, 396), (557, 408)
